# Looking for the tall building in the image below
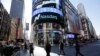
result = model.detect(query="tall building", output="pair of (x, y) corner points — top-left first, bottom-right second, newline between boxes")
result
(0, 3), (11, 41)
(10, 0), (24, 41)
(32, 0), (97, 45)
(62, 0), (81, 34)
(77, 3), (87, 17)
(32, 0), (64, 45)
(87, 18), (97, 40)
(10, 0), (24, 19)
(9, 18), (18, 41)
(61, 0), (82, 46)
(77, 3), (97, 42)
(77, 3), (90, 39)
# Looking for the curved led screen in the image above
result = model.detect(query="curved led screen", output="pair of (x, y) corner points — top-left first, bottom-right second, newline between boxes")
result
(32, 7), (63, 17)
(32, 7), (64, 28)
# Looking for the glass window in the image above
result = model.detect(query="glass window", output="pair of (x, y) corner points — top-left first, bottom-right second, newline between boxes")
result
(46, 23), (51, 28)
(50, 0), (56, 1)
(38, 24), (43, 29)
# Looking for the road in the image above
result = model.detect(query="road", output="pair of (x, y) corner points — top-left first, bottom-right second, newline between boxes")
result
(51, 40), (100, 56)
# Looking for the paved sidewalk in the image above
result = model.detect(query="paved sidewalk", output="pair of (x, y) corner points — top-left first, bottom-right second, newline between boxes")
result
(12, 46), (63, 56)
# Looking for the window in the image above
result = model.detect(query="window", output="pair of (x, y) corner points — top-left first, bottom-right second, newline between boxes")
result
(52, 23), (60, 29)
(46, 23), (51, 28)
(0, 13), (2, 17)
(38, 24), (43, 29)
(16, 0), (23, 2)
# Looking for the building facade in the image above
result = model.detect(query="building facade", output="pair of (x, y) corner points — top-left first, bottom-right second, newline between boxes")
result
(32, 0), (64, 45)
(10, 0), (24, 41)
(10, 0), (24, 19)
(87, 18), (97, 40)
(32, 0), (97, 46)
(9, 18), (20, 42)
(61, 0), (82, 45)
(77, 3), (97, 42)
(0, 3), (11, 41)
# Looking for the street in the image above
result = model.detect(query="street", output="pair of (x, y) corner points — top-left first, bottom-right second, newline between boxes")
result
(1, 0), (100, 56)
(13, 40), (100, 56)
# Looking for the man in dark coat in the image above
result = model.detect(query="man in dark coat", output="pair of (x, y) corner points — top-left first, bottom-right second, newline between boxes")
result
(3, 46), (14, 56)
(59, 41), (65, 55)
(30, 44), (34, 56)
(45, 42), (51, 56)
(0, 43), (4, 56)
(75, 36), (84, 56)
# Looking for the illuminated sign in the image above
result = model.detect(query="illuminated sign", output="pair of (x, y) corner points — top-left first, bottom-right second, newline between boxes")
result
(32, 7), (63, 17)
(66, 34), (75, 38)
(40, 15), (57, 19)
(32, 7), (64, 28)
(42, 2), (56, 8)
(34, 13), (59, 23)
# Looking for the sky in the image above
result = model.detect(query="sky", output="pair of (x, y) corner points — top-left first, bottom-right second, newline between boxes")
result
(70, 0), (100, 35)
(1, 0), (100, 36)
(1, 0), (32, 39)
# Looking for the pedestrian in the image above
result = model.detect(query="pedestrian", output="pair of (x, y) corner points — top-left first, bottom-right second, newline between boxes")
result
(30, 43), (34, 56)
(23, 43), (27, 53)
(59, 41), (65, 55)
(45, 41), (51, 56)
(24, 43), (28, 49)
(75, 36), (84, 56)
(3, 46), (14, 56)
(0, 43), (4, 56)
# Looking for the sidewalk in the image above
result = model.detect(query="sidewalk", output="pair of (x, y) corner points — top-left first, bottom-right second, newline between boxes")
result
(33, 46), (62, 56)
(12, 46), (63, 56)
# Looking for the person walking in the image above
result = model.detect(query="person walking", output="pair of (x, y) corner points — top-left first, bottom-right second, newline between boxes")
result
(75, 36), (84, 56)
(59, 41), (65, 55)
(0, 43), (4, 56)
(22, 43), (27, 53)
(45, 41), (51, 56)
(29, 43), (34, 56)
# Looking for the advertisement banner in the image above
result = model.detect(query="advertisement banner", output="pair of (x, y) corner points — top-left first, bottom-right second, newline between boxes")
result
(32, 7), (63, 17)
(66, 34), (75, 38)
(32, 7), (64, 24)
(32, 11), (64, 27)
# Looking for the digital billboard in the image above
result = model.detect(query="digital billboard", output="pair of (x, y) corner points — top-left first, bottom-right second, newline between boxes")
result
(66, 6), (81, 34)
(42, 2), (56, 8)
(32, 7), (64, 27)
(32, 1), (61, 12)
(66, 34), (75, 38)
(32, 7), (63, 17)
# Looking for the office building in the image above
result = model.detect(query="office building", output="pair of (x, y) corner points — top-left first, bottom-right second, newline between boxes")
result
(77, 3), (97, 42)
(10, 0), (24, 41)
(10, 0), (24, 19)
(0, 3), (11, 41)
(61, 0), (82, 45)
(32, 0), (97, 45)
(32, 0), (64, 45)
(9, 18), (18, 41)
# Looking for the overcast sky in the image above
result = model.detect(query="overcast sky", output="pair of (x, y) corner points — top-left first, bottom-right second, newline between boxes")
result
(1, 0), (100, 36)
